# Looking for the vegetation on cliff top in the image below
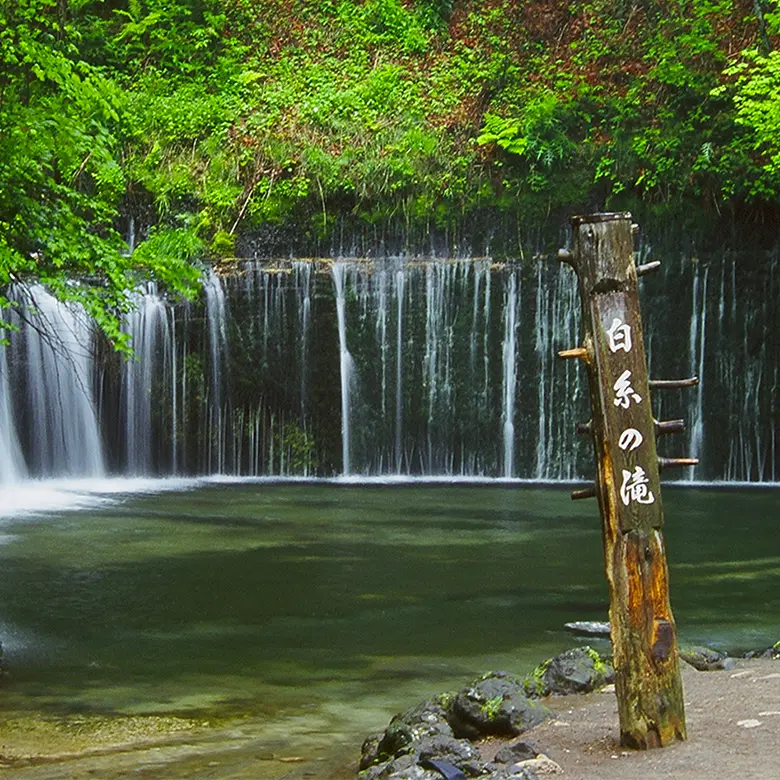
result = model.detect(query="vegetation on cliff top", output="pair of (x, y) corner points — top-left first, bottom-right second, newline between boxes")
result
(2, 0), (780, 336)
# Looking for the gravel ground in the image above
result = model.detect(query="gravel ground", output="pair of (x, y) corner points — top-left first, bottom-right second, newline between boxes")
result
(523, 658), (780, 780)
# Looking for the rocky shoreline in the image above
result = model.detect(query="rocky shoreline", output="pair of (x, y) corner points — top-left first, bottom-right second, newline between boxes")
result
(357, 642), (780, 780)
(358, 647), (614, 780)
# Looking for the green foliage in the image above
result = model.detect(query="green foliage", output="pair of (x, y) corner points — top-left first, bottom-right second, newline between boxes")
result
(480, 695), (504, 720)
(336, 0), (433, 53)
(0, 0), (203, 348)
(523, 658), (552, 698)
(276, 421), (317, 473)
(2, 0), (778, 321)
(210, 230), (235, 257)
(715, 47), (780, 198)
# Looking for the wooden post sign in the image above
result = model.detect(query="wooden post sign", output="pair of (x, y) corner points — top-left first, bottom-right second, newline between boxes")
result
(558, 212), (697, 749)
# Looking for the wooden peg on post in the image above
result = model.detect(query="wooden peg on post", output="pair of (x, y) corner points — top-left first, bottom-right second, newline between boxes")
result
(559, 212), (686, 749)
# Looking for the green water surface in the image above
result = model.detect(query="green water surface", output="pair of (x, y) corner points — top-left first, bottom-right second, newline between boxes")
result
(0, 482), (777, 777)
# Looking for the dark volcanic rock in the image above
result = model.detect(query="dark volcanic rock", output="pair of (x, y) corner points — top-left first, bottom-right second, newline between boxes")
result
(359, 695), (455, 769)
(360, 752), (442, 780)
(680, 646), (736, 671)
(449, 671), (554, 739)
(360, 734), (384, 771)
(359, 696), (481, 778)
(525, 647), (613, 697)
(360, 736), (482, 779)
(492, 739), (539, 764)
(416, 735), (481, 770)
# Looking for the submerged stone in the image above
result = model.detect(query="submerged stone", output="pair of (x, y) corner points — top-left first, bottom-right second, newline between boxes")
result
(564, 620), (610, 636)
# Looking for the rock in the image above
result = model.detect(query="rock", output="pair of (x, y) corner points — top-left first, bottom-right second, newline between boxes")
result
(372, 696), (454, 762)
(679, 646), (736, 671)
(747, 641), (780, 660)
(484, 767), (540, 780)
(416, 735), (481, 773)
(493, 739), (539, 764)
(512, 754), (563, 775)
(526, 647), (614, 697)
(360, 734), (384, 770)
(564, 620), (610, 636)
(449, 671), (554, 739)
(359, 699), (486, 779)
(360, 753), (443, 779)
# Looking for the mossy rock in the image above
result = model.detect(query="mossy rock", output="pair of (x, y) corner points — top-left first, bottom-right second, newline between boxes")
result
(679, 645), (735, 671)
(448, 671), (554, 739)
(525, 647), (613, 697)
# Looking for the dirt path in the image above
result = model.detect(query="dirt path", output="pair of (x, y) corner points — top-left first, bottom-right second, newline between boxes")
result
(524, 658), (780, 779)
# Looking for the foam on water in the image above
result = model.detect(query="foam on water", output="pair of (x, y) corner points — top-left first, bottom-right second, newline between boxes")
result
(0, 477), (204, 520)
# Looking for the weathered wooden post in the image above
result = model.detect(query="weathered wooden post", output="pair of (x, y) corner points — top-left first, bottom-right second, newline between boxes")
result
(558, 212), (696, 749)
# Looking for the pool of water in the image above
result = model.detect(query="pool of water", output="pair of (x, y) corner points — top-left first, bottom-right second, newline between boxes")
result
(0, 480), (777, 777)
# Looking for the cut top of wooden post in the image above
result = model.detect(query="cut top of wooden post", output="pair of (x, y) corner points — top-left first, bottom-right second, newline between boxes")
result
(562, 212), (662, 534)
(568, 213), (635, 292)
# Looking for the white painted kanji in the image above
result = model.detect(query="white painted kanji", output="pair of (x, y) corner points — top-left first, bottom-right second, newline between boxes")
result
(606, 318), (633, 353)
(620, 466), (655, 506)
(618, 428), (644, 451)
(613, 370), (642, 409)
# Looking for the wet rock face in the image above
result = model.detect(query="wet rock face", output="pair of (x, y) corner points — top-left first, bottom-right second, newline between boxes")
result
(449, 672), (555, 740)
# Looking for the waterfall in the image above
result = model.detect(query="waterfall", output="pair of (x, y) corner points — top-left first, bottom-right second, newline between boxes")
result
(395, 268), (405, 473)
(203, 271), (229, 473)
(0, 331), (26, 484)
(1, 252), (777, 484)
(377, 268), (389, 460)
(688, 263), (708, 477)
(128, 215), (136, 254)
(122, 287), (170, 474)
(501, 271), (519, 477)
(170, 310), (178, 474)
(15, 286), (104, 477)
(296, 262), (312, 423)
(534, 261), (550, 479)
(332, 263), (354, 475)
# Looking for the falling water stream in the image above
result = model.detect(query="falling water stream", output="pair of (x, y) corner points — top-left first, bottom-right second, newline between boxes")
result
(0, 254), (777, 483)
(501, 273), (518, 478)
(333, 262), (355, 476)
(0, 330), (25, 484)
